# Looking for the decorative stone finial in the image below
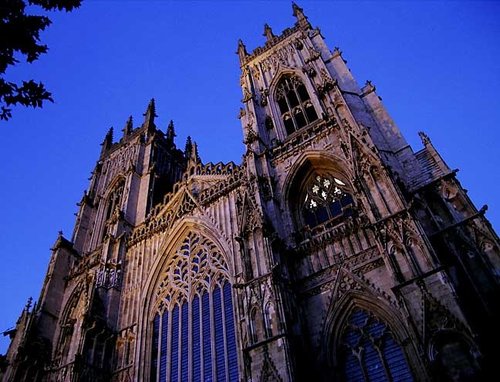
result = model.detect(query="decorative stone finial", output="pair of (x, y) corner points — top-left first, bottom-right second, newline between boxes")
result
(25, 297), (33, 312)
(185, 137), (200, 168)
(191, 141), (200, 163)
(101, 127), (113, 154)
(184, 136), (193, 158)
(166, 120), (176, 145)
(362, 80), (376, 95)
(292, 2), (311, 29)
(418, 131), (431, 146)
(263, 24), (275, 42)
(143, 98), (157, 130)
(122, 116), (133, 137)
(237, 39), (248, 63)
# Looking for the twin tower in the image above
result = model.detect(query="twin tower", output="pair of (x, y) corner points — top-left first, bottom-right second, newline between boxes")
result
(3, 4), (500, 382)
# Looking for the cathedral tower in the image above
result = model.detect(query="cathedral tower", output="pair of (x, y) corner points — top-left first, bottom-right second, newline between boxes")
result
(2, 4), (499, 382)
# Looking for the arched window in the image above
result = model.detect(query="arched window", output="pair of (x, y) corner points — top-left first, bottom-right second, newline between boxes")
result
(249, 308), (258, 344)
(276, 75), (318, 135)
(264, 303), (273, 338)
(105, 179), (125, 221)
(150, 232), (239, 382)
(301, 173), (354, 228)
(340, 308), (413, 382)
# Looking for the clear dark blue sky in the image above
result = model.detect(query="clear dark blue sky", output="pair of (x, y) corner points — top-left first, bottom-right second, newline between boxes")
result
(1, 1), (499, 353)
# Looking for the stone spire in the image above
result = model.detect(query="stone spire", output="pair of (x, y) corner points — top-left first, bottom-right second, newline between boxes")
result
(122, 115), (133, 137)
(166, 120), (176, 145)
(292, 2), (311, 29)
(143, 98), (157, 131)
(237, 39), (248, 64)
(263, 23), (275, 42)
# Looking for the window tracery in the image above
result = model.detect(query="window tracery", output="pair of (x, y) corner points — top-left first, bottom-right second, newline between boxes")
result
(340, 308), (413, 382)
(151, 231), (239, 382)
(301, 173), (354, 228)
(105, 179), (125, 221)
(275, 75), (318, 135)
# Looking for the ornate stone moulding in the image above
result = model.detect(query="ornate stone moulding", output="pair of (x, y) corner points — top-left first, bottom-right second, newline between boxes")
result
(127, 167), (245, 247)
(242, 25), (302, 65)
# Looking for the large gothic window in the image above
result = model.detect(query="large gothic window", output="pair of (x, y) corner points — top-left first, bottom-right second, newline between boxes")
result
(302, 173), (354, 228)
(340, 308), (413, 382)
(276, 75), (318, 135)
(150, 232), (239, 382)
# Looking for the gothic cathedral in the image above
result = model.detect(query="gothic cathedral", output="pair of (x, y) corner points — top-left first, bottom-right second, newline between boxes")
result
(2, 4), (500, 382)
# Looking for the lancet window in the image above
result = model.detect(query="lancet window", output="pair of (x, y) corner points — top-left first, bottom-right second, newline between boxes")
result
(105, 179), (125, 221)
(301, 173), (354, 228)
(150, 232), (239, 382)
(340, 308), (413, 382)
(276, 75), (318, 135)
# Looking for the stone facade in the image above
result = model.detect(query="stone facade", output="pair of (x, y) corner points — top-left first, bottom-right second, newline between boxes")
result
(2, 4), (500, 382)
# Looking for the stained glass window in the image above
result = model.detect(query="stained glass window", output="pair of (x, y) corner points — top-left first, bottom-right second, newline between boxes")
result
(302, 174), (354, 228)
(151, 232), (239, 381)
(276, 75), (318, 135)
(340, 308), (413, 382)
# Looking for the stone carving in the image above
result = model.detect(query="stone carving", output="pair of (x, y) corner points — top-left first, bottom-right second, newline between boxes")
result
(260, 87), (269, 106)
(242, 86), (253, 103)
(305, 46), (321, 63)
(154, 231), (229, 310)
(96, 261), (122, 289)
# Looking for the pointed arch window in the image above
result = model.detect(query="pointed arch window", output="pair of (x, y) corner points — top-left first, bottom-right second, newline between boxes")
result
(301, 173), (354, 228)
(150, 232), (239, 382)
(105, 179), (125, 221)
(340, 308), (413, 382)
(276, 75), (318, 135)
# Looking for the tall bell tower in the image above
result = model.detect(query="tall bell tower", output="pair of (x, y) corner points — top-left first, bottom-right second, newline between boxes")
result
(3, 100), (187, 381)
(236, 3), (500, 381)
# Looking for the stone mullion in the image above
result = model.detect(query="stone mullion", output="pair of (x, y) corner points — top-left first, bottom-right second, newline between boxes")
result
(282, 85), (298, 133)
(356, 348), (369, 382)
(188, 299), (193, 382)
(199, 291), (205, 382)
(177, 302), (184, 382)
(166, 305), (172, 382)
(209, 289), (216, 382)
(155, 313), (162, 382)
(220, 282), (229, 382)
(293, 81), (310, 125)
(373, 338), (393, 382)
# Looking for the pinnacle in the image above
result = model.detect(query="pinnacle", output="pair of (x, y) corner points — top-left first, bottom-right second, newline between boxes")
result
(184, 136), (193, 157)
(263, 23), (275, 41)
(144, 98), (156, 117)
(143, 98), (158, 130)
(166, 120), (176, 144)
(237, 39), (248, 62)
(292, 1), (310, 29)
(123, 115), (133, 136)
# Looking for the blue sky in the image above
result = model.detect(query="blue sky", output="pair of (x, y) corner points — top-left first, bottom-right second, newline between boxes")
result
(1, 1), (499, 354)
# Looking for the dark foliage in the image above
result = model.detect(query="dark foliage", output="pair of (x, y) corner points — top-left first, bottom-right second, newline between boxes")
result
(0, 0), (81, 121)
